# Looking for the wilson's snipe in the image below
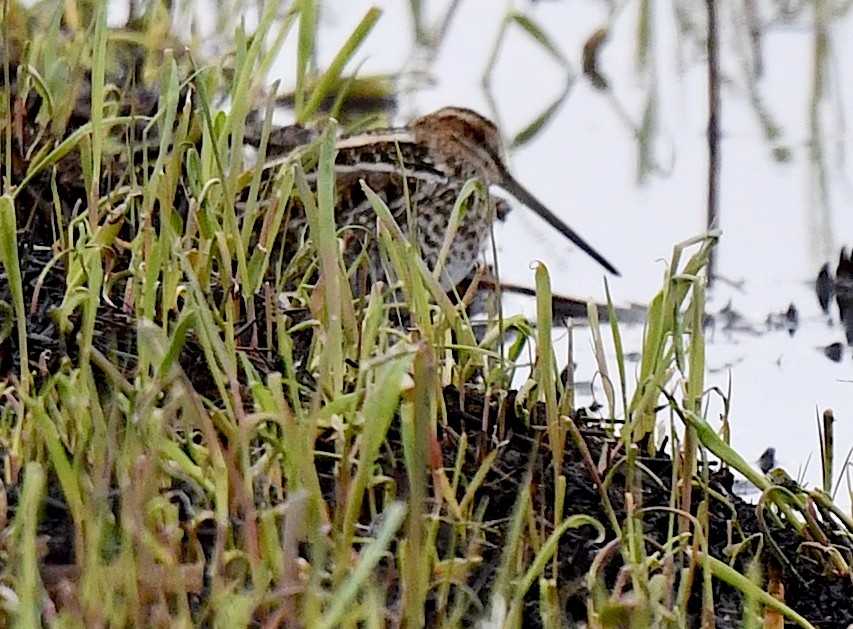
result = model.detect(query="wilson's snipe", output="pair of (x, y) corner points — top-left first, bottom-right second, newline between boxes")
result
(277, 107), (618, 288)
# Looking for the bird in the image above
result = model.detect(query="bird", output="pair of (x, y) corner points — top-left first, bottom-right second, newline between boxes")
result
(271, 107), (619, 290)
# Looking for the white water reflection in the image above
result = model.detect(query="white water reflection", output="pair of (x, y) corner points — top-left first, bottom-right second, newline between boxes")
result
(268, 2), (853, 503)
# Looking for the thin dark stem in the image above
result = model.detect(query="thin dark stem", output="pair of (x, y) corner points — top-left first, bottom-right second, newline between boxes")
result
(706, 0), (721, 285)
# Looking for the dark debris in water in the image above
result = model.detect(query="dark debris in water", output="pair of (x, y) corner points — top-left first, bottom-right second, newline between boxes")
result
(822, 341), (844, 363)
(812, 249), (853, 358)
(757, 446), (777, 474)
(707, 246), (853, 363)
(705, 300), (800, 339)
(816, 263), (833, 314)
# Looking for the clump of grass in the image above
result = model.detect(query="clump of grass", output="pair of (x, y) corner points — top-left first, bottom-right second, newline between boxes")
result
(0, 2), (851, 628)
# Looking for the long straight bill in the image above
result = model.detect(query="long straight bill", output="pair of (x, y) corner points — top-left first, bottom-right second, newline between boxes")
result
(501, 172), (620, 276)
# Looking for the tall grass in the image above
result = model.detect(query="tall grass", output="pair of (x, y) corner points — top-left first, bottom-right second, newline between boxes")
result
(0, 1), (845, 628)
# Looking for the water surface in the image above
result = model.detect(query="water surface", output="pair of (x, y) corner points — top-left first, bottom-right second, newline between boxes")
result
(265, 1), (853, 502)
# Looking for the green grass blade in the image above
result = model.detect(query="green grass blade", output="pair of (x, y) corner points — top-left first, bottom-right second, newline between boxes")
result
(299, 8), (382, 122)
(0, 195), (29, 392)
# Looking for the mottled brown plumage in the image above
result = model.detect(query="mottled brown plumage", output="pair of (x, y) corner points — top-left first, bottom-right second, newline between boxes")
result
(282, 107), (618, 289)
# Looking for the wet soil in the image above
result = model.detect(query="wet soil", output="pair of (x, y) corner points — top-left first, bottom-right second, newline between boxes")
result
(5, 378), (853, 627)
